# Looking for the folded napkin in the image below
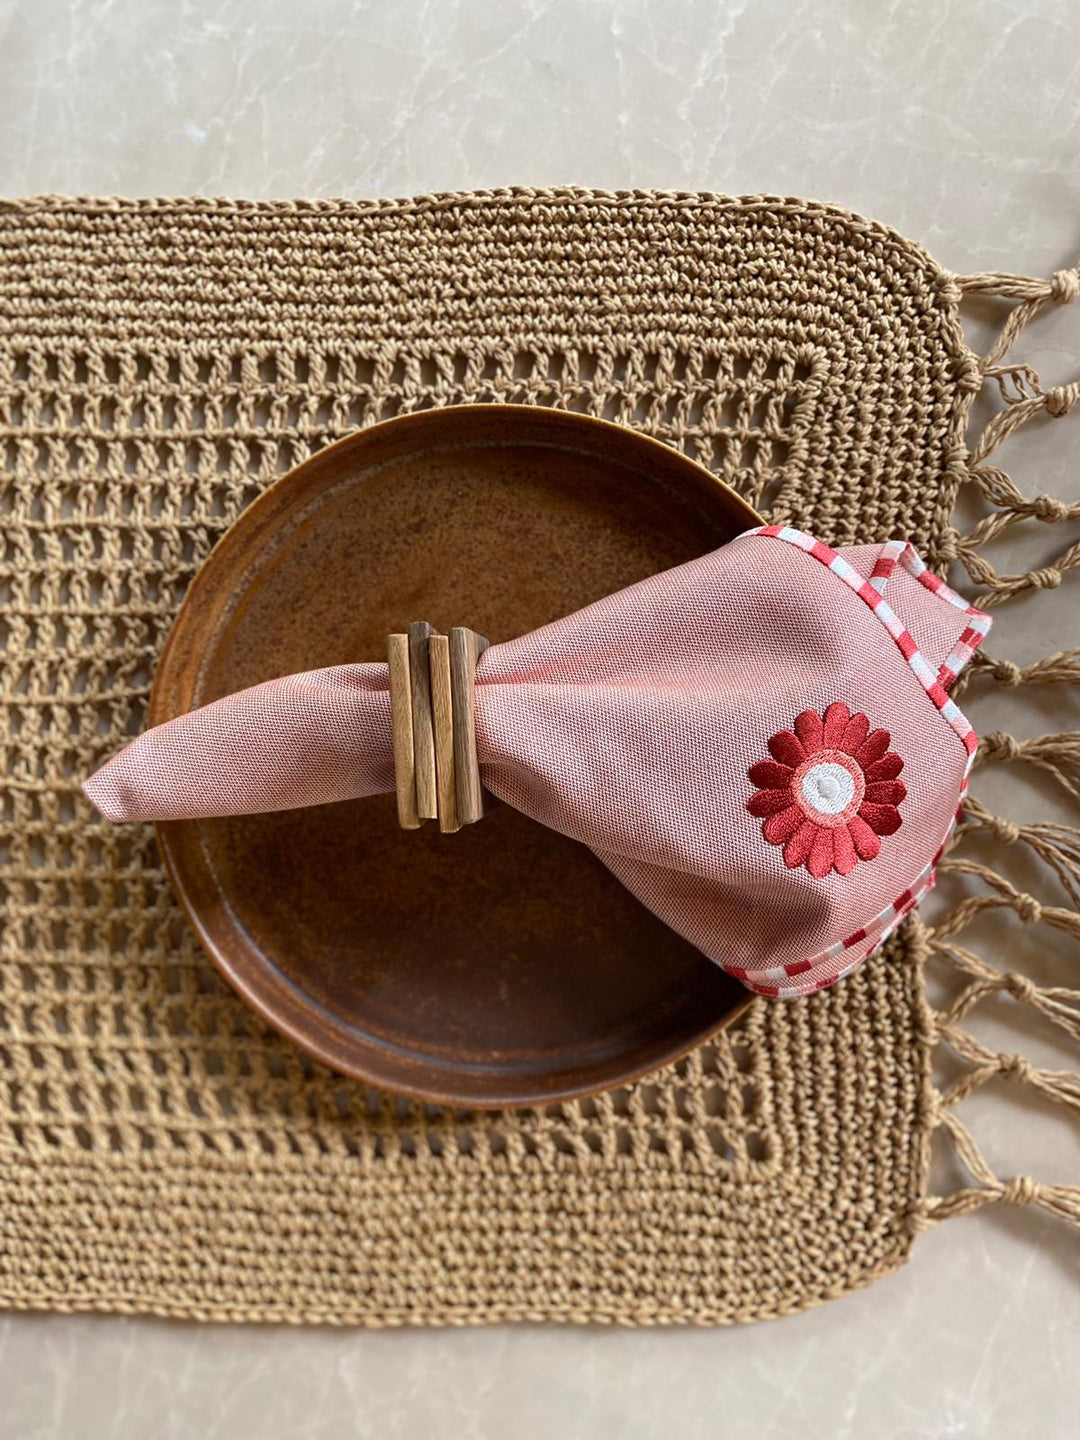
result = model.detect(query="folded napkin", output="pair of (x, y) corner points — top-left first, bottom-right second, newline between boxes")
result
(85, 526), (990, 997)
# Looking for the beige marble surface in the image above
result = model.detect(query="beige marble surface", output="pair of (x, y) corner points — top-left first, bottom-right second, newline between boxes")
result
(1, 1), (1078, 1436)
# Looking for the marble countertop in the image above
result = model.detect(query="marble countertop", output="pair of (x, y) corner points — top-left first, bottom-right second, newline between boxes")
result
(1, 1), (1077, 1436)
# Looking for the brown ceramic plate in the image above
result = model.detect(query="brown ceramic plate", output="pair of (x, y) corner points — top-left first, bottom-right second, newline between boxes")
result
(152, 406), (762, 1106)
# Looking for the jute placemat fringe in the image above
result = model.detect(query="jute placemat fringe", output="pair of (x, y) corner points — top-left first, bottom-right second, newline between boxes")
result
(912, 260), (1080, 1234)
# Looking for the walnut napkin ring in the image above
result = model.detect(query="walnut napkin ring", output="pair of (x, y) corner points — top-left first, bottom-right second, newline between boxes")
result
(387, 624), (490, 832)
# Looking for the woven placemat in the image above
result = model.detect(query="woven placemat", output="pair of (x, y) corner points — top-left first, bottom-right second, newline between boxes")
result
(1, 190), (1077, 1324)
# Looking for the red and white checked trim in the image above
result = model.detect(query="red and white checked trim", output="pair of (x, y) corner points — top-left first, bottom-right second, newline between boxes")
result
(867, 536), (993, 689)
(725, 822), (955, 998)
(747, 526), (990, 753)
(726, 525), (990, 998)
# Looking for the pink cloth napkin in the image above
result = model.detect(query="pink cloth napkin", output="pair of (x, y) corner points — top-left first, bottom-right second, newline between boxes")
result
(85, 526), (990, 996)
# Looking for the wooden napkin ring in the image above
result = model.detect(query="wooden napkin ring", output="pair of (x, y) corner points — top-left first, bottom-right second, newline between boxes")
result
(387, 624), (490, 833)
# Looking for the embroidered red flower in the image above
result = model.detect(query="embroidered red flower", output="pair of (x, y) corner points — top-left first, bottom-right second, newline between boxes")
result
(747, 702), (906, 878)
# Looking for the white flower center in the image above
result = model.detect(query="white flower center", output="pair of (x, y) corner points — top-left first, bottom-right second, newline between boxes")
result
(800, 761), (857, 817)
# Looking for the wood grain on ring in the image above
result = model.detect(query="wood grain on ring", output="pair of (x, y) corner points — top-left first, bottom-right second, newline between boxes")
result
(408, 621), (438, 821)
(450, 627), (490, 827)
(387, 633), (421, 830)
(428, 633), (459, 833)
